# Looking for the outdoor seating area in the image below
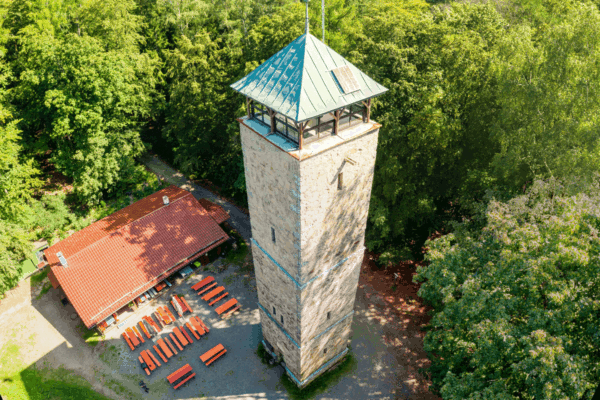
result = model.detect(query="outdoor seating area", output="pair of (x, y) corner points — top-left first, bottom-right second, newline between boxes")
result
(192, 275), (241, 319)
(115, 272), (241, 389)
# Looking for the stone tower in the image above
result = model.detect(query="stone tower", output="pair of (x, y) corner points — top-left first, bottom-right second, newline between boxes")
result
(230, 32), (387, 387)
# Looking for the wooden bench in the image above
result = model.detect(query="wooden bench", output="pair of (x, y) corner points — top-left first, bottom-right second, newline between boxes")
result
(138, 321), (152, 339)
(209, 292), (228, 306)
(164, 337), (178, 355)
(138, 356), (150, 375)
(163, 306), (177, 322)
(200, 344), (227, 366)
(144, 315), (161, 332)
(132, 326), (145, 343)
(122, 332), (135, 351)
(191, 276), (214, 292)
(215, 298), (240, 317)
(157, 338), (173, 358)
(153, 345), (168, 363)
(185, 322), (200, 340)
(180, 296), (193, 313)
(198, 282), (217, 295)
(202, 286), (225, 302)
(167, 364), (196, 389)
(173, 327), (188, 346)
(146, 349), (161, 367)
(181, 325), (194, 343)
(155, 281), (168, 292)
(170, 333), (184, 351)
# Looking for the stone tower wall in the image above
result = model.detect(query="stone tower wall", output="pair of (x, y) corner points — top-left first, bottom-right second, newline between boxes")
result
(298, 130), (379, 284)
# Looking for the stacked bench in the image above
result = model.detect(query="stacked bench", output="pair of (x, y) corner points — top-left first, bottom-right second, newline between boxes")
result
(171, 295), (193, 317)
(200, 343), (227, 366)
(167, 364), (196, 390)
(122, 327), (144, 350)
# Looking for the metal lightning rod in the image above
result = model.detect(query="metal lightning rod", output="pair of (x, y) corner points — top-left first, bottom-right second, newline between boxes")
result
(305, 0), (310, 35)
(322, 0), (325, 43)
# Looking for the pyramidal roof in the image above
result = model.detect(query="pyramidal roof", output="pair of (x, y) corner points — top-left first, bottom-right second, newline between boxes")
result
(231, 33), (388, 123)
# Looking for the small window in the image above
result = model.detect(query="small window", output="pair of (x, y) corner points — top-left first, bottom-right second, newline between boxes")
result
(338, 173), (343, 190)
(273, 306), (276, 315)
(281, 315), (284, 325)
(324, 348), (327, 354)
(327, 312), (331, 320)
(271, 227), (276, 243)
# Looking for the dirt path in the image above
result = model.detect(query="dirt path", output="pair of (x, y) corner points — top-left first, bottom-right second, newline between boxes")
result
(0, 276), (131, 400)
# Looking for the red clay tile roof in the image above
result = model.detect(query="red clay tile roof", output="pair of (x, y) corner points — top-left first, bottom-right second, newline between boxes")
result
(197, 198), (230, 225)
(44, 186), (229, 328)
(47, 268), (60, 289)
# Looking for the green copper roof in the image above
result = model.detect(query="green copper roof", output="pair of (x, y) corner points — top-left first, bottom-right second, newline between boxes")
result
(231, 33), (388, 123)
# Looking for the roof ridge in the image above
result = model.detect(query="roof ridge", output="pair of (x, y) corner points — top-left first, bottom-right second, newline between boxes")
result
(295, 33), (310, 122)
(55, 191), (193, 265)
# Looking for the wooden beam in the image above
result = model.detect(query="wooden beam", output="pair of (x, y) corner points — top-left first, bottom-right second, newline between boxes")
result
(246, 97), (253, 119)
(333, 109), (342, 135)
(361, 99), (372, 123)
(268, 108), (276, 133)
(295, 121), (309, 150)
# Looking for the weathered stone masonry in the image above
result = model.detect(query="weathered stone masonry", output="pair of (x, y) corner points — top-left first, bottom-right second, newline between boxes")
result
(240, 119), (380, 386)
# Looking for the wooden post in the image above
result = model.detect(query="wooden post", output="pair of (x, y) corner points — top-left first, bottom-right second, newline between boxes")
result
(333, 109), (342, 135)
(246, 97), (253, 119)
(295, 121), (309, 150)
(361, 99), (372, 123)
(268, 108), (276, 133)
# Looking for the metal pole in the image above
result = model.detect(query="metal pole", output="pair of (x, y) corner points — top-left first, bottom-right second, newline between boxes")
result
(322, 0), (325, 43)
(305, 0), (310, 35)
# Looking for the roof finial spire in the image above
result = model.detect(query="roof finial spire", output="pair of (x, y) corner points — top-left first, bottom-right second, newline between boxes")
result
(305, 0), (310, 35)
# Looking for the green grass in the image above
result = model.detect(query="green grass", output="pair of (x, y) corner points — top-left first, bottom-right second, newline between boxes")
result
(279, 351), (357, 400)
(30, 268), (49, 286)
(0, 340), (111, 400)
(36, 282), (52, 300)
(76, 323), (104, 347)
(223, 227), (249, 266)
(223, 275), (235, 285)
(256, 342), (276, 368)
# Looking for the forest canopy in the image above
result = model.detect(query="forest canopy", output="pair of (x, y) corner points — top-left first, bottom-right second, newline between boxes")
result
(0, 0), (599, 396)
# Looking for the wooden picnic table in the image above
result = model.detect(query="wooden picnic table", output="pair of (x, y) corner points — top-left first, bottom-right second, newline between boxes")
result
(192, 316), (210, 333)
(200, 344), (225, 363)
(189, 317), (205, 335)
(202, 286), (225, 301)
(140, 350), (156, 371)
(122, 332), (135, 351)
(191, 276), (214, 291)
(167, 364), (192, 384)
(215, 298), (240, 316)
(185, 322), (200, 340)
(126, 328), (140, 347)
(138, 356), (150, 376)
(173, 327), (188, 346)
